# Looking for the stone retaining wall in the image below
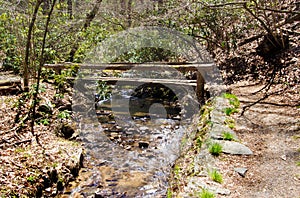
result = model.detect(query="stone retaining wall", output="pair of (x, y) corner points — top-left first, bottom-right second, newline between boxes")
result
(169, 96), (253, 197)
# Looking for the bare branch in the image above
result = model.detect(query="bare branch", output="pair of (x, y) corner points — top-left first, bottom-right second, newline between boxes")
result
(203, 1), (247, 8)
(256, 7), (300, 15)
(24, 0), (43, 92)
(31, 0), (57, 138)
(242, 3), (272, 34)
(238, 33), (265, 46)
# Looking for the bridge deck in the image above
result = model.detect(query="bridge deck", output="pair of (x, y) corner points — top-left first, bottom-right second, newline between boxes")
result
(44, 62), (214, 72)
(43, 62), (211, 102)
(71, 77), (197, 87)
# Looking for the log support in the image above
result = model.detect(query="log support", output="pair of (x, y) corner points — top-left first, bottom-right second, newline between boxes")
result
(196, 71), (205, 104)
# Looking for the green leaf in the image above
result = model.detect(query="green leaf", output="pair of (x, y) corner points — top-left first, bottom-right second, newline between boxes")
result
(57, 110), (71, 119)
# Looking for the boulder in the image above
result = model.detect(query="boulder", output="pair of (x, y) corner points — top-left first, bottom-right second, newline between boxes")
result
(210, 110), (227, 124)
(210, 123), (238, 140)
(38, 104), (53, 114)
(55, 121), (77, 139)
(214, 140), (253, 155)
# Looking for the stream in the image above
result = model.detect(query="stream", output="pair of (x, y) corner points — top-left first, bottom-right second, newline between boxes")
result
(64, 70), (199, 197)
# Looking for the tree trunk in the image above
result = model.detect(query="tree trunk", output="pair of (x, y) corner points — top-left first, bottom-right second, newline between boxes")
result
(67, 0), (73, 19)
(127, 0), (133, 26)
(24, 0), (43, 92)
(120, 0), (126, 14)
(31, 0), (57, 136)
(158, 0), (163, 14)
(68, 0), (103, 62)
(196, 71), (205, 104)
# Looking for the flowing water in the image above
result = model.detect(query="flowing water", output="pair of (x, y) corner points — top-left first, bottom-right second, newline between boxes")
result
(63, 74), (198, 197)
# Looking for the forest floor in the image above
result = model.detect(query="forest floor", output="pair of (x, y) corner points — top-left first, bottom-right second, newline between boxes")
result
(212, 24), (300, 197)
(216, 81), (300, 198)
(0, 82), (83, 197)
(0, 30), (299, 197)
(0, 77), (299, 197)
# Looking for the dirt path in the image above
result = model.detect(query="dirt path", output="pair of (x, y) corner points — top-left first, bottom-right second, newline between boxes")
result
(217, 81), (300, 198)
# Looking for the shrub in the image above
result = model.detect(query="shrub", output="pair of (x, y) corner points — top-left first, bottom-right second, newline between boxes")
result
(208, 142), (222, 156)
(224, 107), (238, 116)
(208, 169), (223, 183)
(196, 137), (203, 149)
(225, 118), (236, 129)
(167, 189), (172, 198)
(198, 189), (215, 198)
(222, 132), (234, 141)
(223, 93), (240, 108)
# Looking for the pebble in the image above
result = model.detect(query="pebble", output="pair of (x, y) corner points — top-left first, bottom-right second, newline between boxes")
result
(116, 126), (122, 130)
(140, 126), (149, 131)
(234, 167), (248, 177)
(172, 115), (181, 120)
(125, 131), (134, 135)
(110, 132), (119, 137)
(138, 141), (149, 149)
(125, 145), (132, 150)
(146, 189), (157, 194)
(280, 154), (287, 161)
(44, 187), (51, 192)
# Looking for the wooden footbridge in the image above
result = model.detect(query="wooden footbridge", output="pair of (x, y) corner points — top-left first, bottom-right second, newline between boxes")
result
(44, 62), (215, 102)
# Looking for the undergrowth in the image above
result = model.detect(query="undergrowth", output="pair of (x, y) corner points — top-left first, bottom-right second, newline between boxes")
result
(208, 142), (223, 156)
(197, 189), (215, 198)
(208, 169), (223, 183)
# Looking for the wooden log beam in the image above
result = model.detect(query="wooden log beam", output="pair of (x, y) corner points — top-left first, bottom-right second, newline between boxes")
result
(196, 71), (205, 104)
(0, 79), (21, 87)
(69, 77), (197, 87)
(44, 62), (215, 72)
(44, 62), (214, 103)
(0, 86), (20, 95)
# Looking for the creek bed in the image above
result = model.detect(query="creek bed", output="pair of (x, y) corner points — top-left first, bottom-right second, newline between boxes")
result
(62, 82), (197, 197)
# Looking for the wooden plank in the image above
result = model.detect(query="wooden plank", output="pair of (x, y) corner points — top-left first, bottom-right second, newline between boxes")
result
(0, 79), (21, 87)
(44, 62), (215, 72)
(0, 86), (19, 94)
(43, 62), (209, 101)
(196, 71), (205, 103)
(69, 77), (197, 87)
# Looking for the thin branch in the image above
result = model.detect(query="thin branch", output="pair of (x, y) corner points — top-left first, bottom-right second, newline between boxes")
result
(201, 1), (247, 8)
(256, 7), (300, 15)
(241, 86), (289, 116)
(252, 62), (280, 95)
(193, 35), (222, 49)
(7, 158), (23, 169)
(0, 114), (29, 135)
(242, 3), (272, 34)
(239, 100), (300, 107)
(31, 0), (57, 139)
(238, 33), (265, 46)
(13, 139), (32, 146)
(24, 0), (43, 92)
(99, 15), (126, 30)
(202, 1), (299, 15)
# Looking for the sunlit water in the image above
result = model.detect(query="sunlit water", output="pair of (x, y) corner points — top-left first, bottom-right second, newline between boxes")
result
(66, 84), (196, 197)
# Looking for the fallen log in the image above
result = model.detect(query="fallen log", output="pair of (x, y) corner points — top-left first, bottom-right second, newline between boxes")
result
(0, 79), (21, 87)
